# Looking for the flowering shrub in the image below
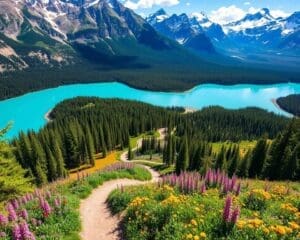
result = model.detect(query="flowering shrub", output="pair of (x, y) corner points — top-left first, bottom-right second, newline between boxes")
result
(244, 189), (271, 211)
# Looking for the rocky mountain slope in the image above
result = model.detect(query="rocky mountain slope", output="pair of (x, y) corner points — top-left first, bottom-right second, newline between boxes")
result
(147, 8), (300, 59)
(0, 0), (174, 73)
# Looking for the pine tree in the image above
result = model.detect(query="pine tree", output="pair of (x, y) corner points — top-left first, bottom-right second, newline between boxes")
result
(128, 137), (133, 160)
(228, 146), (239, 177)
(215, 146), (225, 169)
(45, 145), (57, 181)
(176, 135), (189, 174)
(0, 127), (33, 202)
(248, 138), (268, 178)
(86, 126), (95, 166)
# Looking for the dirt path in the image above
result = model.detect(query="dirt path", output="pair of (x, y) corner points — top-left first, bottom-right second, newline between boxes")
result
(79, 166), (159, 240)
(79, 128), (165, 240)
(120, 128), (166, 163)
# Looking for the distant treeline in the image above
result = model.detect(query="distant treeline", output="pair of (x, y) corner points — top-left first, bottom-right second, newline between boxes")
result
(11, 98), (289, 184)
(277, 94), (300, 116)
(1, 60), (300, 100)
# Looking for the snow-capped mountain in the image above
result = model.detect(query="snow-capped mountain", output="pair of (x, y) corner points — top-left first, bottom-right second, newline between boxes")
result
(147, 8), (300, 57)
(146, 9), (216, 53)
(0, 0), (174, 73)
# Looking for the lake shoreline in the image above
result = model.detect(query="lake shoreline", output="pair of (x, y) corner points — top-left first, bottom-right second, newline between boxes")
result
(1, 81), (300, 102)
(44, 109), (53, 122)
(271, 98), (293, 117)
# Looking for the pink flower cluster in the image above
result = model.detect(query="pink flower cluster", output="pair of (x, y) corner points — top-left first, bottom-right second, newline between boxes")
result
(0, 189), (65, 240)
(159, 169), (241, 195)
(223, 195), (240, 224)
(102, 162), (135, 172)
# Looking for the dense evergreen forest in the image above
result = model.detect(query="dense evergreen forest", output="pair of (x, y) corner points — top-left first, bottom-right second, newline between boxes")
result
(0, 61), (300, 100)
(277, 94), (300, 116)
(10, 97), (291, 185)
(162, 118), (300, 181)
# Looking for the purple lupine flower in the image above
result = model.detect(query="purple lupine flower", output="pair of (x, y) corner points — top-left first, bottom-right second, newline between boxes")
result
(200, 183), (206, 194)
(0, 214), (8, 226)
(230, 207), (240, 224)
(235, 183), (241, 196)
(20, 222), (36, 240)
(40, 198), (52, 218)
(46, 190), (52, 199)
(11, 199), (20, 210)
(223, 195), (232, 223)
(7, 203), (17, 222)
(20, 209), (29, 220)
(0, 232), (6, 238)
(12, 224), (22, 240)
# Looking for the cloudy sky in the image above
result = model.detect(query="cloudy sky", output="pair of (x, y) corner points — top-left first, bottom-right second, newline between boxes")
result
(120, 0), (300, 24)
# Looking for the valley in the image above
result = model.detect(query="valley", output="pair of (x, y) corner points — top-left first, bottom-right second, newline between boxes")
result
(0, 0), (299, 239)
(0, 82), (299, 139)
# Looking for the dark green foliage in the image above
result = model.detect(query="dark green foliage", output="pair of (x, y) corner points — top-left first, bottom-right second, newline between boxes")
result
(12, 98), (291, 183)
(0, 126), (33, 202)
(277, 94), (300, 116)
(263, 119), (300, 180)
(248, 138), (268, 178)
(176, 135), (189, 174)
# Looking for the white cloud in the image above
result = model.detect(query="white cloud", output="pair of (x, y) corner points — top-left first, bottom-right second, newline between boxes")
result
(270, 10), (290, 18)
(186, 2), (190, 6)
(209, 5), (246, 25)
(124, 0), (180, 10)
(244, 2), (251, 6)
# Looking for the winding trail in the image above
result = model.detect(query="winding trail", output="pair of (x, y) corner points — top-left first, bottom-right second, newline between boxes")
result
(79, 128), (166, 240)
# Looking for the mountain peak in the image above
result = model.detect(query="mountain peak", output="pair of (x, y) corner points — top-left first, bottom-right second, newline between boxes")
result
(155, 8), (167, 16)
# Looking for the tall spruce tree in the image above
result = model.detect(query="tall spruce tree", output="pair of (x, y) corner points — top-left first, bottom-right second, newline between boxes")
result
(248, 138), (268, 178)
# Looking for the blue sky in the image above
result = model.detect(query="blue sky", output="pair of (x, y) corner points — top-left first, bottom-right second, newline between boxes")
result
(120, 0), (300, 23)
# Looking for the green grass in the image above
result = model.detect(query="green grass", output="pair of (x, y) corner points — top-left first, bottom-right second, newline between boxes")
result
(212, 140), (257, 157)
(130, 130), (160, 149)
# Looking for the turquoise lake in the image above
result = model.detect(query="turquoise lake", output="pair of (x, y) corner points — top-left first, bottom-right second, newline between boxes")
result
(1, 82), (300, 139)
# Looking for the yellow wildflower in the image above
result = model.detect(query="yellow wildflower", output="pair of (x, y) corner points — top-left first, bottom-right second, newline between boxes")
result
(194, 235), (199, 240)
(186, 234), (193, 239)
(191, 219), (197, 226)
(289, 221), (300, 230)
(200, 232), (207, 238)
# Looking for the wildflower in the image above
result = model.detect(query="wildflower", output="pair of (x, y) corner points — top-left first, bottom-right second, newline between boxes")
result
(20, 222), (36, 240)
(288, 221), (300, 230)
(186, 233), (193, 239)
(11, 199), (20, 210)
(40, 198), (52, 218)
(12, 224), (22, 240)
(271, 225), (292, 236)
(262, 227), (270, 234)
(20, 209), (29, 220)
(190, 219), (197, 226)
(7, 203), (17, 222)
(281, 203), (298, 213)
(200, 232), (206, 238)
(230, 208), (240, 224)
(0, 214), (8, 226)
(236, 220), (246, 229)
(223, 195), (232, 222)
(194, 235), (199, 240)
